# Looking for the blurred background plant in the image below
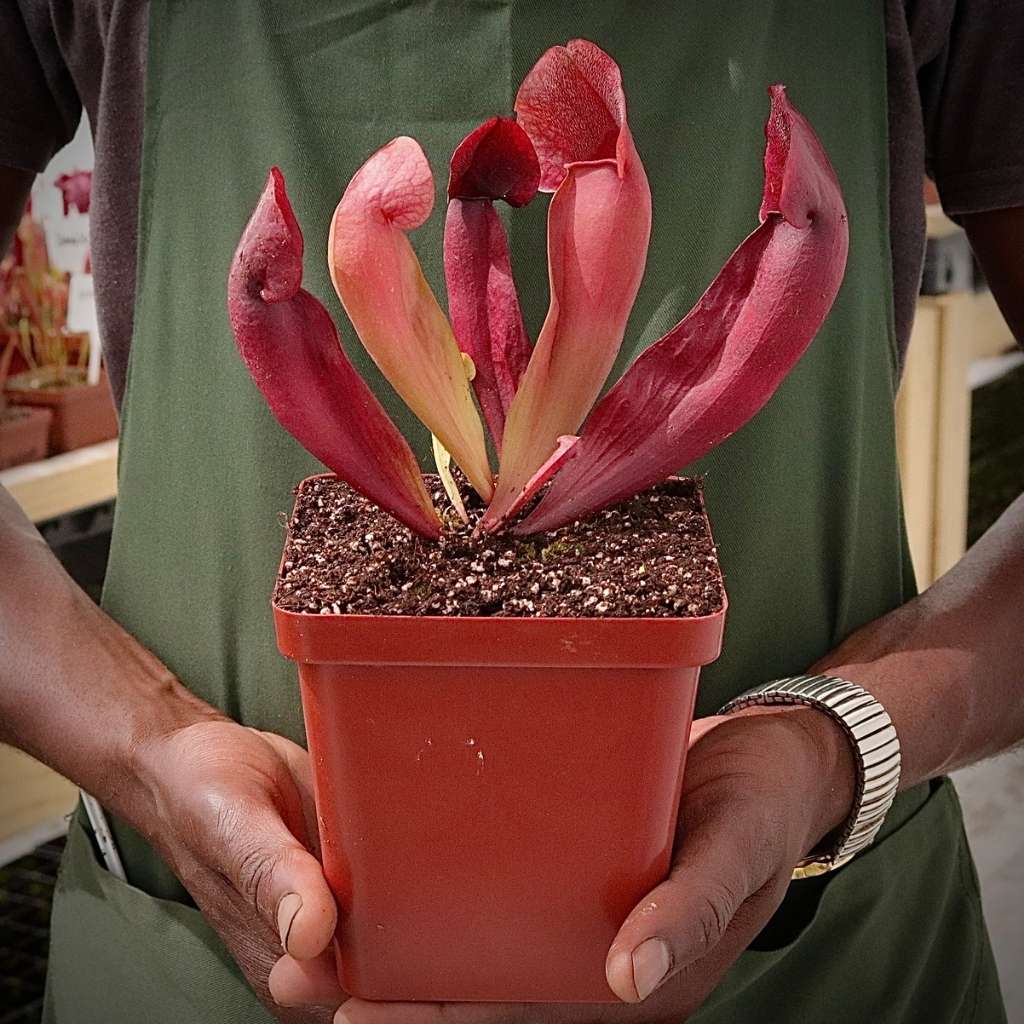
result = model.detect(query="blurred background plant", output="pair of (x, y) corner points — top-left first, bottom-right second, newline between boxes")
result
(0, 204), (91, 389)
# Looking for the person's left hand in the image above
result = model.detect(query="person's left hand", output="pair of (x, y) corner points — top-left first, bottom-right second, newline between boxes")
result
(269, 705), (855, 1023)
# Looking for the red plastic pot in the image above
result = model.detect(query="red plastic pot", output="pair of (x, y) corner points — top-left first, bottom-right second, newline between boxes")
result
(274, 477), (726, 1003)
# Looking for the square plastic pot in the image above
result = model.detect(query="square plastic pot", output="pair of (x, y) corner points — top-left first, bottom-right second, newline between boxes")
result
(274, 475), (726, 1003)
(0, 406), (52, 469)
(5, 368), (118, 454)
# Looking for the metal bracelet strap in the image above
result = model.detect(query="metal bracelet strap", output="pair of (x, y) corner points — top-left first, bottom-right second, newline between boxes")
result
(717, 675), (901, 878)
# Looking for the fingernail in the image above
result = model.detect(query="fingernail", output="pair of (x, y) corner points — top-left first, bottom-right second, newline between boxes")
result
(632, 937), (671, 1001)
(277, 892), (302, 952)
(334, 1009), (353, 1024)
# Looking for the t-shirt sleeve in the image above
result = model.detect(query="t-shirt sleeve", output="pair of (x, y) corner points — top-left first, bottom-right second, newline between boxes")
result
(0, 2), (82, 173)
(917, 0), (1024, 217)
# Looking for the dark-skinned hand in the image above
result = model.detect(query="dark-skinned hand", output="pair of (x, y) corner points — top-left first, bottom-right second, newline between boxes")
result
(133, 719), (344, 1024)
(269, 705), (854, 1023)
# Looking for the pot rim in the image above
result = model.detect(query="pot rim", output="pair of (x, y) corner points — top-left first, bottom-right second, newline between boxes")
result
(4, 366), (108, 396)
(1, 404), (50, 425)
(273, 474), (727, 668)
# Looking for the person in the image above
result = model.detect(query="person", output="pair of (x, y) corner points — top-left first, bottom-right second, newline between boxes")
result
(1, 3), (1022, 1022)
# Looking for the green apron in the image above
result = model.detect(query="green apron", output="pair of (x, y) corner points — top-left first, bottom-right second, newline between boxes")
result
(45, 2), (1004, 1021)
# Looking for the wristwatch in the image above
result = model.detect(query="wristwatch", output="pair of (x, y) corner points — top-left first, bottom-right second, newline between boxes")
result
(718, 674), (901, 879)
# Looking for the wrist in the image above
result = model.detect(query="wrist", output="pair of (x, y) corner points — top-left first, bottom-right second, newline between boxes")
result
(86, 619), (225, 830)
(787, 705), (859, 851)
(114, 674), (225, 829)
(727, 703), (857, 856)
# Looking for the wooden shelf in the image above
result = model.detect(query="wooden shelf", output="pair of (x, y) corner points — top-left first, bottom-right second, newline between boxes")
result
(896, 290), (1014, 588)
(0, 439), (117, 523)
(898, 206), (1017, 586)
(0, 744), (76, 867)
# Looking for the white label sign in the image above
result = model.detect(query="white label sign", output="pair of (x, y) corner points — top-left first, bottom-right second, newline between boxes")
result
(44, 212), (90, 274)
(67, 271), (102, 383)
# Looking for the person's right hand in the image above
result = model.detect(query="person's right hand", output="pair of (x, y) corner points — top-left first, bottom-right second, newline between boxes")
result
(131, 718), (344, 1023)
(1, 485), (344, 1020)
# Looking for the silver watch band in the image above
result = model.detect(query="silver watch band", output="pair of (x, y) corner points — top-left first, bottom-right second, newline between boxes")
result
(718, 674), (901, 878)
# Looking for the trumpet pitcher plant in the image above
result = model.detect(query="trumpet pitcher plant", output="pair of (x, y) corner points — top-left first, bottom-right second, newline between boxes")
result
(228, 40), (849, 540)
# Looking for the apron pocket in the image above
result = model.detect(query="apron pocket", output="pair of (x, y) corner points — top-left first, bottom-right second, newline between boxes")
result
(43, 811), (271, 1024)
(695, 777), (1001, 1024)
(42, 786), (1001, 1023)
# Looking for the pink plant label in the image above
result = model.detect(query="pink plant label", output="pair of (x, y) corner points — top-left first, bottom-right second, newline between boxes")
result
(55, 170), (93, 216)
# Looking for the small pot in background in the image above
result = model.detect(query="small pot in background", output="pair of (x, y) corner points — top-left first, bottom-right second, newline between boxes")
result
(0, 405), (52, 469)
(5, 366), (118, 454)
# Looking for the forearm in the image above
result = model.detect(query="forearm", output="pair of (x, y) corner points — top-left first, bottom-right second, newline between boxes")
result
(0, 486), (221, 817)
(808, 205), (1024, 796)
(817, 490), (1024, 790)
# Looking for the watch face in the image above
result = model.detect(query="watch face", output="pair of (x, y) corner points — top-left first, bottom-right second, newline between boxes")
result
(792, 852), (853, 880)
(792, 861), (833, 880)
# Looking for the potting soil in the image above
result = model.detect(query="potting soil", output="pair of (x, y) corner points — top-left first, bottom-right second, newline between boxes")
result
(275, 475), (725, 618)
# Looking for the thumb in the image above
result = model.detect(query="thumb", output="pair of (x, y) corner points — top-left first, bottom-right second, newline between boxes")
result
(604, 801), (766, 1003)
(217, 797), (338, 960)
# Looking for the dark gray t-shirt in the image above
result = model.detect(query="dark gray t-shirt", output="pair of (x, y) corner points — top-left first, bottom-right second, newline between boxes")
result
(3, 1), (1024, 407)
